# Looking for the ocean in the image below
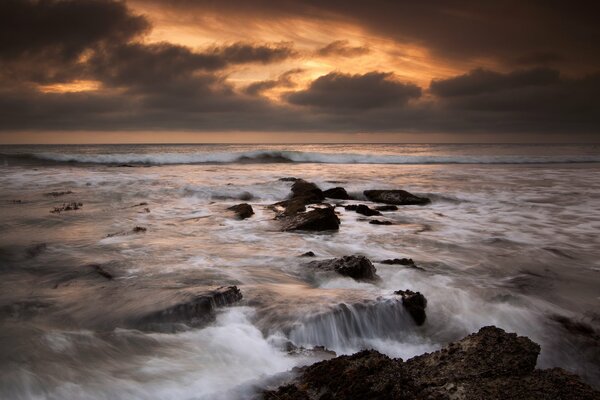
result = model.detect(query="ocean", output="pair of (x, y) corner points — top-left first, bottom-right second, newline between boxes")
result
(1, 143), (599, 399)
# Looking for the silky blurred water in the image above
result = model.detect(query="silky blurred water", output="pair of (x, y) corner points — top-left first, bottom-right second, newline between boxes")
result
(0, 144), (599, 399)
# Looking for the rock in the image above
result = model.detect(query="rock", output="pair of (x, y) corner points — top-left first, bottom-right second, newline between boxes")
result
(394, 290), (427, 325)
(323, 187), (352, 200)
(238, 191), (254, 201)
(345, 204), (381, 216)
(44, 191), (73, 197)
(382, 258), (416, 266)
(364, 190), (430, 205)
(369, 219), (392, 225)
(228, 203), (254, 219)
(284, 342), (337, 358)
(375, 205), (399, 211)
(280, 207), (340, 232)
(300, 251), (316, 257)
(130, 202), (149, 207)
(279, 177), (299, 182)
(132, 226), (147, 233)
(291, 179), (324, 203)
(136, 286), (242, 327)
(263, 326), (600, 400)
(306, 255), (378, 281)
(50, 202), (82, 213)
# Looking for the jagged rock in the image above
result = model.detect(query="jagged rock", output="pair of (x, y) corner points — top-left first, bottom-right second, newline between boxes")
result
(364, 190), (430, 205)
(395, 290), (427, 325)
(375, 205), (399, 211)
(345, 204), (381, 216)
(228, 203), (254, 219)
(263, 326), (600, 400)
(300, 251), (316, 257)
(323, 187), (352, 200)
(305, 255), (378, 281)
(50, 202), (82, 213)
(291, 179), (324, 203)
(136, 286), (242, 328)
(369, 219), (392, 225)
(280, 207), (340, 232)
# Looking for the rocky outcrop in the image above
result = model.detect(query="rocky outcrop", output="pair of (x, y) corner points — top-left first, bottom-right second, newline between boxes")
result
(135, 286), (242, 328)
(305, 255), (378, 281)
(345, 204), (381, 216)
(228, 203), (254, 219)
(323, 187), (352, 200)
(280, 207), (340, 232)
(262, 326), (600, 400)
(395, 289), (427, 325)
(364, 190), (430, 205)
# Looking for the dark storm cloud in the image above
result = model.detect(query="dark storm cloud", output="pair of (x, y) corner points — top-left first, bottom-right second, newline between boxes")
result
(244, 69), (303, 96)
(287, 72), (422, 111)
(316, 40), (369, 57)
(153, 0), (600, 71)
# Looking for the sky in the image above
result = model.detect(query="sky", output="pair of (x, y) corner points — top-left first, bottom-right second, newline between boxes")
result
(1, 0), (599, 143)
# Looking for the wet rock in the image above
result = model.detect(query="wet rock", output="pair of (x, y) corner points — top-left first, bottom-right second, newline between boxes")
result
(382, 258), (416, 266)
(44, 191), (73, 197)
(300, 251), (316, 257)
(291, 179), (324, 203)
(279, 177), (299, 182)
(364, 189), (430, 205)
(369, 219), (392, 225)
(345, 204), (381, 216)
(136, 286), (242, 327)
(280, 207), (340, 232)
(25, 243), (47, 258)
(284, 342), (337, 358)
(306, 255), (377, 281)
(263, 326), (600, 400)
(375, 205), (399, 211)
(270, 197), (308, 217)
(228, 203), (254, 219)
(50, 202), (82, 213)
(394, 290), (427, 325)
(132, 226), (147, 233)
(323, 187), (352, 200)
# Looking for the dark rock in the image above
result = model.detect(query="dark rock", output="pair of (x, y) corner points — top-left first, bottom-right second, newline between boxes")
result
(271, 198), (307, 217)
(263, 326), (600, 400)
(375, 205), (399, 211)
(136, 286), (242, 327)
(306, 255), (378, 281)
(279, 177), (299, 182)
(50, 202), (83, 213)
(238, 191), (254, 201)
(345, 204), (381, 216)
(44, 191), (73, 197)
(280, 207), (340, 232)
(394, 290), (427, 325)
(382, 258), (416, 266)
(369, 219), (392, 225)
(26, 243), (47, 258)
(300, 251), (316, 257)
(228, 203), (254, 219)
(364, 190), (430, 205)
(323, 187), (352, 200)
(291, 179), (324, 203)
(132, 226), (147, 233)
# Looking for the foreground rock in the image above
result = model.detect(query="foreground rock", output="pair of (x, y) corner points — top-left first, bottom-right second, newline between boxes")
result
(394, 289), (427, 325)
(291, 179), (325, 204)
(262, 326), (600, 400)
(364, 190), (430, 205)
(305, 255), (377, 281)
(280, 207), (340, 232)
(228, 203), (254, 219)
(135, 286), (242, 329)
(323, 187), (352, 200)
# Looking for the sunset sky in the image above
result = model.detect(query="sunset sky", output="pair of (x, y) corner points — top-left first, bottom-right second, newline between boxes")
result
(1, 0), (599, 143)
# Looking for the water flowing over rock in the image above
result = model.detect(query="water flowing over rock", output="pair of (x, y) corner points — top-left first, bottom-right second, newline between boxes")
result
(280, 207), (340, 231)
(364, 190), (431, 205)
(262, 326), (600, 399)
(305, 255), (377, 280)
(323, 187), (352, 200)
(228, 203), (254, 219)
(395, 290), (427, 326)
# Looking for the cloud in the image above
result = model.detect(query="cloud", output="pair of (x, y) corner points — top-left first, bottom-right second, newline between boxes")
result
(244, 69), (304, 96)
(286, 72), (422, 111)
(316, 40), (369, 57)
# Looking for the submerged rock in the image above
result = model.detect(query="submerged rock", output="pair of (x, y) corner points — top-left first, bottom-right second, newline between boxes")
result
(382, 258), (416, 266)
(394, 290), (427, 326)
(228, 203), (254, 219)
(364, 190), (430, 205)
(263, 326), (600, 400)
(345, 204), (382, 216)
(50, 202), (83, 213)
(323, 187), (352, 200)
(25, 243), (47, 258)
(305, 255), (378, 281)
(279, 177), (299, 182)
(136, 286), (242, 328)
(280, 207), (340, 232)
(300, 251), (316, 257)
(375, 205), (399, 211)
(369, 219), (392, 225)
(44, 190), (73, 197)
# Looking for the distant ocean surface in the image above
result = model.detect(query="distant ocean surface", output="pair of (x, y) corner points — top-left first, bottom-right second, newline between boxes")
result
(1, 143), (599, 399)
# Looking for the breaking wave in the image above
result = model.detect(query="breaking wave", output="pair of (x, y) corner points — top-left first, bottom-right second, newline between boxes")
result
(11, 150), (600, 165)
